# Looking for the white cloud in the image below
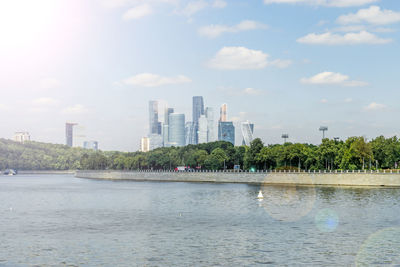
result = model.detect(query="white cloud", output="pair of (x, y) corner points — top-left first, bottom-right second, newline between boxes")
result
(40, 78), (61, 89)
(263, 0), (379, 7)
(209, 47), (268, 70)
(301, 71), (368, 87)
(337, 6), (400, 25)
(123, 73), (192, 87)
(180, 0), (208, 16)
(332, 25), (367, 32)
(213, 0), (227, 8)
(270, 59), (293, 68)
(62, 104), (89, 115)
(208, 46), (291, 70)
(122, 4), (152, 20)
(320, 98), (328, 103)
(344, 98), (353, 103)
(297, 31), (391, 45)
(178, 0), (226, 17)
(198, 20), (268, 38)
(364, 102), (386, 111)
(242, 88), (262, 95)
(32, 97), (58, 106)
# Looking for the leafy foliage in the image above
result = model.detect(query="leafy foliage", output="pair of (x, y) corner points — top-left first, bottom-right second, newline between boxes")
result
(1, 136), (400, 171)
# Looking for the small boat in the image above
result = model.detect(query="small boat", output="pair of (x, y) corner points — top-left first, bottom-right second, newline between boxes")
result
(257, 190), (264, 200)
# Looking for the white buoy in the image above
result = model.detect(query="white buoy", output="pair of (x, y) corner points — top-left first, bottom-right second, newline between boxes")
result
(257, 190), (264, 200)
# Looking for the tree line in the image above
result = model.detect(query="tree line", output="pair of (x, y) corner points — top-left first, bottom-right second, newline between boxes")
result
(1, 136), (400, 171)
(81, 136), (400, 171)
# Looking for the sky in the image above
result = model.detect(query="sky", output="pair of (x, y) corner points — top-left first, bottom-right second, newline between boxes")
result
(0, 0), (399, 151)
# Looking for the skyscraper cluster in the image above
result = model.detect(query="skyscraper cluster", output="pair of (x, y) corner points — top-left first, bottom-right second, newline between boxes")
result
(141, 97), (255, 152)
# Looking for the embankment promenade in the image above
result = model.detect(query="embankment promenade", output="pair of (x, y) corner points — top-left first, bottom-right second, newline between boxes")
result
(75, 170), (400, 187)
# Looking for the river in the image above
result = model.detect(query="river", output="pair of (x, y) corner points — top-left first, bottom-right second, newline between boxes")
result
(0, 175), (399, 266)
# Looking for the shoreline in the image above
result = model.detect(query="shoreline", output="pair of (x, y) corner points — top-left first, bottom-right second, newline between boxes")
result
(75, 170), (400, 187)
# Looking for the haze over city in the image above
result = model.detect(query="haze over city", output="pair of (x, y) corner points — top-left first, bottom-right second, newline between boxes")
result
(1, 0), (399, 151)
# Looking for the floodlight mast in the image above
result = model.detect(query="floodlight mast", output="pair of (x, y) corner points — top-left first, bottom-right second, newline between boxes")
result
(281, 134), (289, 144)
(319, 126), (328, 140)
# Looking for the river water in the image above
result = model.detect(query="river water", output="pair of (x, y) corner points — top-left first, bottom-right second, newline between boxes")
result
(0, 175), (400, 266)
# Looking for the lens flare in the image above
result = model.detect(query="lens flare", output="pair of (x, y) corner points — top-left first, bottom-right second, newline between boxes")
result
(356, 227), (400, 266)
(315, 209), (339, 233)
(259, 175), (316, 222)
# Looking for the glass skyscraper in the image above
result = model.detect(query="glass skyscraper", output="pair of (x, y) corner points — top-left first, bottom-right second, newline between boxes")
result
(218, 121), (235, 145)
(168, 113), (185, 147)
(65, 122), (77, 147)
(241, 121), (254, 146)
(149, 100), (160, 134)
(192, 96), (204, 144)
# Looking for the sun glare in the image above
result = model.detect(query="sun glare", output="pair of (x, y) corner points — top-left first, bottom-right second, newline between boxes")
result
(0, 0), (60, 51)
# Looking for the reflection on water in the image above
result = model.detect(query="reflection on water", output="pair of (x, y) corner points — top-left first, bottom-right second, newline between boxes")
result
(0, 175), (400, 266)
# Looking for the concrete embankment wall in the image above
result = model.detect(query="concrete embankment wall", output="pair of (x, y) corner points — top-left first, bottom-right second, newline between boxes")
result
(75, 170), (400, 187)
(18, 170), (76, 175)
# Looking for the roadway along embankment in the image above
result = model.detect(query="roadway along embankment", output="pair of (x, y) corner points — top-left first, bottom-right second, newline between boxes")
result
(75, 170), (400, 187)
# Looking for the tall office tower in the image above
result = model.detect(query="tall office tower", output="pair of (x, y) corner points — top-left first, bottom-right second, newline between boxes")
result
(163, 107), (174, 147)
(169, 113), (185, 147)
(83, 141), (99, 151)
(13, 131), (30, 144)
(65, 122), (78, 147)
(241, 121), (254, 146)
(220, 103), (227, 122)
(218, 121), (235, 145)
(205, 107), (214, 142)
(149, 100), (159, 134)
(163, 124), (169, 147)
(148, 134), (163, 150)
(198, 115), (208, 144)
(185, 121), (196, 145)
(157, 122), (162, 135)
(192, 96), (204, 144)
(164, 108), (174, 125)
(141, 137), (150, 152)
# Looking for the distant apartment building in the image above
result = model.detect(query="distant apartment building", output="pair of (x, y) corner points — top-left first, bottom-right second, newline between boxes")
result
(218, 121), (235, 145)
(141, 137), (150, 152)
(65, 122), (78, 147)
(169, 113), (185, 147)
(14, 132), (30, 144)
(83, 141), (98, 151)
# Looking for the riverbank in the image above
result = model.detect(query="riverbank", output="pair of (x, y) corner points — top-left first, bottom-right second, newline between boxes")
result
(75, 170), (400, 187)
(18, 170), (76, 175)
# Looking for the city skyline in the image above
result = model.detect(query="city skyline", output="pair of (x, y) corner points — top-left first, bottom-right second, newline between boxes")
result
(0, 0), (399, 151)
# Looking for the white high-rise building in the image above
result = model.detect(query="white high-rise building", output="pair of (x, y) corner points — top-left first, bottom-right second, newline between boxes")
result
(205, 107), (215, 142)
(141, 137), (150, 152)
(241, 121), (254, 146)
(198, 115), (208, 144)
(14, 132), (30, 144)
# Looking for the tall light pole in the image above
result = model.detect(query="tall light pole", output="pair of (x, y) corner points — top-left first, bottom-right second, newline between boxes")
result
(319, 126), (328, 140)
(282, 134), (289, 144)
